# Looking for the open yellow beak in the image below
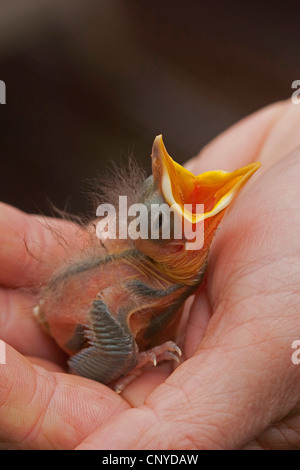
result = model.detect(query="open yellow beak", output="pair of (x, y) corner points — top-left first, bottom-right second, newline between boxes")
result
(152, 135), (260, 223)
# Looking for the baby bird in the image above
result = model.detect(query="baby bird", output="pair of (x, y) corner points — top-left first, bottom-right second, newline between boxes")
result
(34, 135), (260, 391)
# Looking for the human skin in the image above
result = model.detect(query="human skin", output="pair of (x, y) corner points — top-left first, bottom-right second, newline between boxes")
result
(0, 99), (299, 449)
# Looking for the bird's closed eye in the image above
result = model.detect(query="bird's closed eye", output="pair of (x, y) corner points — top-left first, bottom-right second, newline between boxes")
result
(150, 209), (174, 241)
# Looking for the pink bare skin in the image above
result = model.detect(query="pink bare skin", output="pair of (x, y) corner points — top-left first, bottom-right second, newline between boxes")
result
(0, 99), (300, 449)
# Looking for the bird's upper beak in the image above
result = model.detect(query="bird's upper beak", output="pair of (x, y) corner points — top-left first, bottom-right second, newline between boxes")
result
(151, 135), (260, 223)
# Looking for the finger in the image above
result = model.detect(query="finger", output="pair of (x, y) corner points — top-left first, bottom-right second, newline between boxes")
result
(185, 100), (286, 173)
(121, 363), (173, 408)
(0, 203), (87, 287)
(0, 343), (130, 449)
(26, 356), (66, 373)
(184, 283), (212, 358)
(243, 411), (300, 450)
(258, 99), (300, 170)
(0, 288), (66, 363)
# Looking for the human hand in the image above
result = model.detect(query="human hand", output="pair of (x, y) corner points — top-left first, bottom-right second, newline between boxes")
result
(1, 100), (299, 449)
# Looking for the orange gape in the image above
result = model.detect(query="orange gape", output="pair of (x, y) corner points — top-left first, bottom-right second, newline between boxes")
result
(34, 136), (260, 391)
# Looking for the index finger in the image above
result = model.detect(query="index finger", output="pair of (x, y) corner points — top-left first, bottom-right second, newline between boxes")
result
(185, 100), (285, 173)
(0, 203), (86, 287)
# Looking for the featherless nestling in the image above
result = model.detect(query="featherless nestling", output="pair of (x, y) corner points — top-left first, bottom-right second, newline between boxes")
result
(34, 136), (260, 391)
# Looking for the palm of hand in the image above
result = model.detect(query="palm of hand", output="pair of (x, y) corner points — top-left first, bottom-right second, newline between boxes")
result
(0, 100), (299, 449)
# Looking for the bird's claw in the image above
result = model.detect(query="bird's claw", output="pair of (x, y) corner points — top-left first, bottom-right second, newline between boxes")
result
(112, 340), (182, 393)
(137, 340), (182, 369)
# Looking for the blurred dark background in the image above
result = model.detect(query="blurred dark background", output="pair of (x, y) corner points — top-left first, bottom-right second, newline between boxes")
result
(0, 0), (298, 216)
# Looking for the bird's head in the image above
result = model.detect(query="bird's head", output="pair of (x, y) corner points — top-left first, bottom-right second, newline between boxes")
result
(133, 135), (260, 285)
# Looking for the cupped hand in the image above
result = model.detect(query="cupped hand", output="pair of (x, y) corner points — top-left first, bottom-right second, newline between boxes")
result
(1, 99), (299, 449)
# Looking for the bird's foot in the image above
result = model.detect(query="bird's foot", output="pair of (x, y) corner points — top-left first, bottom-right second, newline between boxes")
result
(113, 340), (182, 393)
